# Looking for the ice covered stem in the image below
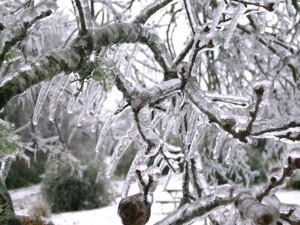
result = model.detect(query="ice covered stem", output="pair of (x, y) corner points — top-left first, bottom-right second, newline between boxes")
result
(256, 155), (300, 202)
(0, 23), (173, 109)
(235, 191), (279, 225)
(154, 186), (235, 225)
(279, 202), (300, 224)
(0, 3), (55, 67)
(131, 79), (182, 155)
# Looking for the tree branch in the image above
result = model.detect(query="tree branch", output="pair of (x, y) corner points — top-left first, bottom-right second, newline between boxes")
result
(0, 23), (174, 109)
(0, 9), (53, 67)
(154, 186), (235, 225)
(133, 0), (174, 24)
(256, 156), (300, 202)
(235, 191), (279, 225)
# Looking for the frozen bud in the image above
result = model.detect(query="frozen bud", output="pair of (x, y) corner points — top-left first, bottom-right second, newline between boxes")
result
(253, 80), (273, 97)
(269, 167), (283, 183)
(177, 61), (189, 79)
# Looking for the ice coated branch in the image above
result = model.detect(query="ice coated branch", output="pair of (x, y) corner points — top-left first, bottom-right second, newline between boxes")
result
(256, 156), (300, 202)
(235, 191), (279, 225)
(133, 0), (174, 24)
(72, 0), (89, 35)
(154, 186), (235, 225)
(0, 23), (172, 109)
(0, 8), (53, 67)
(279, 203), (300, 225)
(131, 79), (182, 155)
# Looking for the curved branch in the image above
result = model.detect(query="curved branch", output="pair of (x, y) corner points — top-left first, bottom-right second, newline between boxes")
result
(133, 0), (174, 24)
(154, 186), (235, 225)
(0, 23), (173, 109)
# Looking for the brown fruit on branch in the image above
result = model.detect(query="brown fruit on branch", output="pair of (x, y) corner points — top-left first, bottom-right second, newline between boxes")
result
(118, 193), (152, 225)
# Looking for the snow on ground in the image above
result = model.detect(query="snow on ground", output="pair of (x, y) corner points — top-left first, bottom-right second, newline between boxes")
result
(9, 176), (300, 225)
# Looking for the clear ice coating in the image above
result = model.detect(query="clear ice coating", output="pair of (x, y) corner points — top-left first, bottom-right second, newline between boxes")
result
(210, 0), (226, 32)
(105, 124), (138, 178)
(33, 80), (53, 125)
(213, 130), (227, 160)
(224, 4), (246, 49)
(137, 105), (160, 156)
(95, 100), (127, 152)
(49, 75), (71, 121)
(121, 145), (148, 198)
(188, 121), (210, 159)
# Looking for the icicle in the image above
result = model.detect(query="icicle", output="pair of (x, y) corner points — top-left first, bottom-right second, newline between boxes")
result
(225, 146), (234, 165)
(67, 76), (80, 114)
(95, 113), (117, 152)
(163, 117), (174, 142)
(163, 169), (174, 190)
(210, 0), (226, 32)
(121, 145), (148, 198)
(49, 75), (71, 121)
(90, 92), (106, 133)
(124, 44), (141, 78)
(213, 131), (227, 160)
(172, 103), (188, 135)
(33, 80), (53, 125)
(77, 81), (92, 126)
(95, 100), (127, 152)
(77, 81), (102, 126)
(193, 152), (210, 195)
(188, 122), (210, 159)
(286, 0), (296, 17)
(85, 83), (103, 115)
(224, 4), (246, 49)
(105, 125), (138, 178)
(257, 11), (266, 34)
(226, 140), (242, 165)
(185, 110), (198, 145)
(174, 95), (183, 116)
(67, 95), (77, 114)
